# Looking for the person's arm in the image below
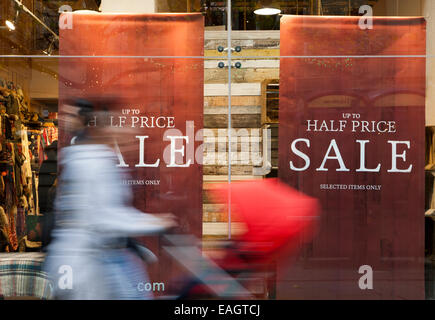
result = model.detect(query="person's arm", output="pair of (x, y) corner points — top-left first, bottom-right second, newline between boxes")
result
(89, 158), (176, 237)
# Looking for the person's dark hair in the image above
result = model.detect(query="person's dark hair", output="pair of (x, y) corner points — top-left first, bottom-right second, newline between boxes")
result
(64, 97), (118, 128)
(63, 98), (94, 125)
(74, 99), (94, 124)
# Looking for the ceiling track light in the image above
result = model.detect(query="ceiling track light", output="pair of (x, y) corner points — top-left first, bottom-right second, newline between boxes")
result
(254, 8), (281, 16)
(8, 0), (59, 40)
(254, 0), (281, 16)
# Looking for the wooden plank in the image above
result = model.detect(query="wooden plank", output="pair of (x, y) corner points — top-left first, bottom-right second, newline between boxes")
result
(203, 146), (263, 157)
(203, 212), (229, 223)
(205, 83), (261, 96)
(204, 203), (226, 213)
(203, 211), (245, 223)
(261, 79), (280, 125)
(203, 142), (262, 153)
(205, 96), (262, 107)
(204, 39), (279, 50)
(203, 182), (219, 191)
(203, 190), (213, 204)
(205, 60), (279, 69)
(205, 49), (280, 57)
(270, 126), (279, 137)
(204, 114), (260, 128)
(204, 105), (261, 115)
(202, 128), (264, 135)
(205, 39), (255, 50)
(204, 175), (264, 182)
(205, 68), (280, 83)
(253, 39), (281, 48)
(203, 222), (246, 236)
(205, 30), (280, 40)
(239, 69), (280, 83)
(271, 158), (278, 167)
(203, 153), (264, 166)
(203, 165), (253, 175)
(202, 130), (265, 155)
(204, 135), (262, 144)
(271, 139), (278, 149)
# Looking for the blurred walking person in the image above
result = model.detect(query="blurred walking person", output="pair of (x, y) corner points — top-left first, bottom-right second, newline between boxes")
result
(44, 98), (175, 299)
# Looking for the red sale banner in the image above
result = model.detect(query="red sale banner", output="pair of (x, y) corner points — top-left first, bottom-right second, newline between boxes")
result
(58, 13), (204, 284)
(278, 16), (426, 299)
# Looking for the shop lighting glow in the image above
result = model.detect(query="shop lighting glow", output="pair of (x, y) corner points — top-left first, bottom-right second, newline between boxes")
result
(254, 7), (281, 15)
(5, 20), (15, 31)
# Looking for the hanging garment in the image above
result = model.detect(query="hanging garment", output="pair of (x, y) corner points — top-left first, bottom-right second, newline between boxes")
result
(38, 136), (44, 166)
(425, 128), (435, 210)
(29, 172), (37, 215)
(3, 94), (13, 116)
(426, 127), (435, 169)
(0, 206), (9, 249)
(4, 164), (17, 218)
(13, 144), (24, 198)
(7, 206), (18, 251)
(0, 176), (4, 195)
(16, 206), (26, 239)
(9, 95), (19, 116)
(20, 126), (32, 180)
(41, 178), (55, 249)
(2, 116), (12, 140)
(38, 160), (57, 215)
(43, 127), (59, 146)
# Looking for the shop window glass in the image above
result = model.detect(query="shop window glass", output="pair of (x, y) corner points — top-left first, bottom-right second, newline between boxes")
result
(0, 0), (433, 302)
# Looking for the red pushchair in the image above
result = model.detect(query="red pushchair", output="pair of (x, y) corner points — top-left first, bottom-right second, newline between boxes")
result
(164, 178), (320, 299)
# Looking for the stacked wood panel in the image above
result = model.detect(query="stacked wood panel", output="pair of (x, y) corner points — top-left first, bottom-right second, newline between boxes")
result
(203, 31), (280, 237)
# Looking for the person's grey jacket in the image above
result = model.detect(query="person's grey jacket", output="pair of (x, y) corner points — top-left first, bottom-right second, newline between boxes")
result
(43, 144), (166, 300)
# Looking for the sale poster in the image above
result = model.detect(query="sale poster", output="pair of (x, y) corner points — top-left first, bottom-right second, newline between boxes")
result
(58, 13), (204, 285)
(278, 16), (426, 299)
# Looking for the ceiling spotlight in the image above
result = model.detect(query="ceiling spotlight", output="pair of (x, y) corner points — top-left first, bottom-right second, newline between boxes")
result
(254, 7), (281, 15)
(5, 20), (15, 31)
(5, 9), (20, 31)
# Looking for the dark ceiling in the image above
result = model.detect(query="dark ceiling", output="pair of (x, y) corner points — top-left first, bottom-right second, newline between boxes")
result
(0, 0), (382, 55)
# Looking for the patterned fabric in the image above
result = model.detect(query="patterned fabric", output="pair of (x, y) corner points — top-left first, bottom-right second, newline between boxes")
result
(16, 207), (26, 239)
(7, 208), (18, 251)
(0, 253), (52, 299)
(42, 127), (58, 146)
